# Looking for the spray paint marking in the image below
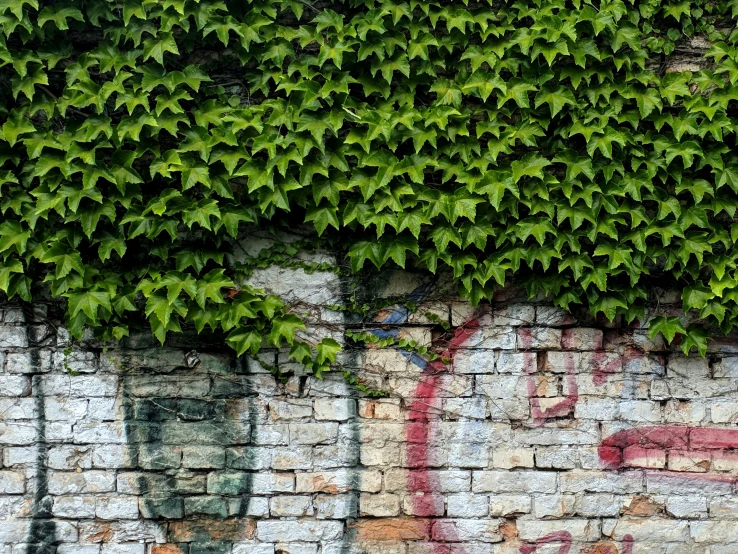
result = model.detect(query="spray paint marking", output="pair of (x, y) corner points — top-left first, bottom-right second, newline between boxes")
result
(520, 330), (650, 425)
(405, 319), (480, 550)
(369, 286), (480, 551)
(23, 308), (57, 554)
(519, 532), (635, 554)
(520, 531), (572, 554)
(519, 328), (579, 425)
(599, 424), (738, 481)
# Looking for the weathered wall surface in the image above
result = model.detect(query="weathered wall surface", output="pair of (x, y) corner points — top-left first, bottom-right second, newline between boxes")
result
(3, 269), (738, 554)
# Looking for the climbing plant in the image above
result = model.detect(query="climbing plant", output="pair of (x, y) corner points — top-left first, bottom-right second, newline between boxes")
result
(1, 0), (737, 363)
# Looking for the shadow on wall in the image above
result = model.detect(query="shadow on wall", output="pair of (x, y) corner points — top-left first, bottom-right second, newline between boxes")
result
(120, 350), (258, 552)
(25, 306), (57, 554)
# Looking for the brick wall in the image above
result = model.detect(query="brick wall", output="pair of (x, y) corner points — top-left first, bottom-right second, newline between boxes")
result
(3, 266), (738, 554)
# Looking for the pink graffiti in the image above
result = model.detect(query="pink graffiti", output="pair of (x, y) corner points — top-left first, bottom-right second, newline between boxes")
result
(520, 532), (634, 554)
(519, 328), (578, 424)
(520, 531), (572, 554)
(405, 317), (480, 552)
(519, 328), (650, 425)
(599, 425), (738, 480)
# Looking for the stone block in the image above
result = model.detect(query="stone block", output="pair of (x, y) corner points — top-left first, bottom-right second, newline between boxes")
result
(0, 327), (28, 348)
(491, 447), (534, 469)
(183, 446), (225, 469)
(52, 495), (97, 518)
(360, 493), (401, 517)
(665, 495), (707, 519)
(609, 518), (689, 541)
(48, 445), (93, 470)
(270, 495), (314, 517)
(561, 328), (603, 350)
(289, 423), (338, 445)
(41, 375), (117, 397)
(574, 494), (621, 517)
(269, 399), (313, 420)
(518, 327), (561, 349)
(55, 351), (97, 373)
(314, 398), (356, 421)
(96, 496), (140, 519)
(489, 494), (531, 516)
(534, 494), (575, 518)
(184, 496), (228, 518)
(517, 518), (598, 542)
(472, 471), (557, 493)
(358, 399), (401, 420)
(73, 422), (126, 444)
(6, 351), (52, 373)
(92, 445), (135, 468)
(0, 471), (24, 494)
(296, 469), (381, 494)
(0, 376), (31, 397)
(314, 494), (357, 519)
(100, 545), (146, 554)
(48, 471), (115, 494)
(256, 521), (343, 542)
(447, 493), (489, 517)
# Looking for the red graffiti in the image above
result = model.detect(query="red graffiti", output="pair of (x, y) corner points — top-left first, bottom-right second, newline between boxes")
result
(599, 425), (738, 479)
(520, 533), (634, 554)
(519, 328), (579, 424)
(519, 330), (650, 425)
(520, 531), (572, 554)
(405, 318), (480, 552)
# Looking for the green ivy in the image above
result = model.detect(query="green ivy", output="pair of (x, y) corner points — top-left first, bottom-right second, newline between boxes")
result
(1, 0), (737, 363)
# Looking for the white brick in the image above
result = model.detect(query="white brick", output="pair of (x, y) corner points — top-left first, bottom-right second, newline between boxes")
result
(491, 447), (534, 469)
(314, 398), (355, 421)
(447, 493), (488, 517)
(47, 471), (115, 494)
(257, 520), (343, 542)
(270, 495), (314, 517)
(488, 494), (531, 516)
(472, 471), (557, 493)
(100, 545), (145, 554)
(0, 471), (24, 493)
(53, 496), (96, 518)
(0, 376), (31, 397)
(517, 518), (598, 541)
(96, 496), (140, 519)
(534, 494), (575, 518)
(665, 495), (707, 519)
(0, 327), (28, 348)
(359, 493), (400, 517)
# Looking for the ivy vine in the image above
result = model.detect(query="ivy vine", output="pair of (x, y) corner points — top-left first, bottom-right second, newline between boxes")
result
(1, 0), (737, 364)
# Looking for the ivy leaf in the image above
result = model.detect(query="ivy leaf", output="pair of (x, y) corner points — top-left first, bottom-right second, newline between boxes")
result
(682, 284), (715, 311)
(511, 153), (551, 182)
(11, 65), (48, 101)
(680, 325), (709, 357)
(534, 86), (576, 117)
(226, 329), (263, 356)
(592, 294), (628, 321)
(66, 290), (111, 325)
(195, 269), (235, 308)
(648, 316), (687, 344)
(142, 32), (179, 64)
(515, 217), (556, 246)
(268, 314), (306, 346)
(1, 110), (35, 146)
(0, 221), (31, 255)
(305, 205), (340, 235)
(0, 259), (24, 294)
(37, 6), (84, 30)
(316, 337), (341, 365)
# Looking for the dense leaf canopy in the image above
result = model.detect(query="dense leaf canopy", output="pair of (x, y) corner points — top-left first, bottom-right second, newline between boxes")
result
(1, 0), (737, 361)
